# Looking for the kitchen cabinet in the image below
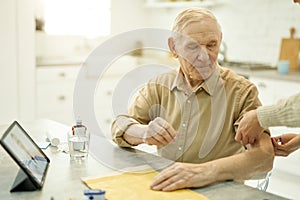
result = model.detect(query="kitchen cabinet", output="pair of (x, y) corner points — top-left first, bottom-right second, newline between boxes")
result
(249, 76), (300, 106)
(95, 75), (119, 139)
(35, 54), (172, 138)
(93, 55), (172, 154)
(40, 56), (142, 138)
(0, 0), (35, 125)
(270, 126), (300, 175)
(267, 126), (300, 200)
(93, 56), (138, 139)
(36, 65), (80, 126)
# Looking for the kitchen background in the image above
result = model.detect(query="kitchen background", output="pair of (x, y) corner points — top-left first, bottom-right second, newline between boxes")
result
(36, 0), (300, 65)
(1, 0), (300, 199)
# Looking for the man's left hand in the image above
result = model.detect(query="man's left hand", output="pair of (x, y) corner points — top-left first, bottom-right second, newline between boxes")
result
(150, 162), (213, 191)
(235, 110), (264, 145)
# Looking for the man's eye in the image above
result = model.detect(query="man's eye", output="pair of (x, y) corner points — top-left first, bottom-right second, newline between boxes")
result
(207, 43), (216, 50)
(187, 44), (199, 50)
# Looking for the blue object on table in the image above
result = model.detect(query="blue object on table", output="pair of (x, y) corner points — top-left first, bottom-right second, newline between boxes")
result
(83, 189), (105, 200)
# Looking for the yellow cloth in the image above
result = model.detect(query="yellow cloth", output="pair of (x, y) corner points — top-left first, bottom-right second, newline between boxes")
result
(83, 169), (208, 200)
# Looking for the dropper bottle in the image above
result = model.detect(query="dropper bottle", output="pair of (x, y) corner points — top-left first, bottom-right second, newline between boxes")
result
(72, 118), (87, 137)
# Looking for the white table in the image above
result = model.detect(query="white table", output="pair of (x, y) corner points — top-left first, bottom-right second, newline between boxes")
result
(0, 119), (289, 200)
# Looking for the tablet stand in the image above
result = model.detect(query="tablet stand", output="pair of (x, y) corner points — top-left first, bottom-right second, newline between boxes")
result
(10, 169), (38, 192)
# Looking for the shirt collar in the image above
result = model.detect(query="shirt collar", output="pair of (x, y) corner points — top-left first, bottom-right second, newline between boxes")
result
(171, 67), (221, 96)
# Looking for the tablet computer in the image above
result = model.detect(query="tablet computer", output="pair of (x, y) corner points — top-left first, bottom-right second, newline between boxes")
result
(0, 121), (50, 192)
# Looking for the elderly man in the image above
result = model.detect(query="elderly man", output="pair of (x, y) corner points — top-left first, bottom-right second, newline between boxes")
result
(111, 7), (274, 191)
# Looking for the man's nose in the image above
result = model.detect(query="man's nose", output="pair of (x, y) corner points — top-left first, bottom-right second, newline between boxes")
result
(196, 46), (209, 61)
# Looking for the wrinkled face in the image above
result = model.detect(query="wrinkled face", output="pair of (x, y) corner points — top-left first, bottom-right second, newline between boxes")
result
(170, 20), (221, 83)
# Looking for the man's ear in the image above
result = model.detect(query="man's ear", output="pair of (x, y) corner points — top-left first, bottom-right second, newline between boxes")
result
(168, 37), (178, 58)
(219, 32), (223, 47)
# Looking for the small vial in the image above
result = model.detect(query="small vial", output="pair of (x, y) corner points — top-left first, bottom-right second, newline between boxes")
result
(68, 118), (90, 160)
(72, 118), (87, 137)
(83, 189), (106, 200)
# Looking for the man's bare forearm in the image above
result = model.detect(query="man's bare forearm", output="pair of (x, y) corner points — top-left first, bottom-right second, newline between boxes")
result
(209, 134), (274, 182)
(123, 124), (147, 145)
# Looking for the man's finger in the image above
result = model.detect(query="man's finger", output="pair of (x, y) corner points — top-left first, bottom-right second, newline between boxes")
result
(156, 117), (177, 138)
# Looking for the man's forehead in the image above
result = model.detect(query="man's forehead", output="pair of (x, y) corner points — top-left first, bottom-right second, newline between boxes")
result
(178, 21), (220, 43)
(182, 19), (219, 32)
(180, 32), (219, 44)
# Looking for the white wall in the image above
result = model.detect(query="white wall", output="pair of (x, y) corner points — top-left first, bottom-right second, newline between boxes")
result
(111, 0), (146, 34)
(0, 0), (35, 125)
(142, 0), (300, 66)
(0, 0), (18, 124)
(212, 0), (300, 65)
(18, 0), (36, 122)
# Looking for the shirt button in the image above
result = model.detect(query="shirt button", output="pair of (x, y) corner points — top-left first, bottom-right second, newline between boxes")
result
(178, 147), (182, 151)
(187, 100), (191, 104)
(182, 123), (186, 127)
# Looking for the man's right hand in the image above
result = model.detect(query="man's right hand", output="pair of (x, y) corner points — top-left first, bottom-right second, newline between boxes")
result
(143, 117), (177, 146)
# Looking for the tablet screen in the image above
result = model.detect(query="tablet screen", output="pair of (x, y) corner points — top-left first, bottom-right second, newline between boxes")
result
(0, 121), (50, 189)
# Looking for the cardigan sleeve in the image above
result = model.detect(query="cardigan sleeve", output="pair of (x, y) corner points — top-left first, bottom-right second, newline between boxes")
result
(257, 93), (300, 128)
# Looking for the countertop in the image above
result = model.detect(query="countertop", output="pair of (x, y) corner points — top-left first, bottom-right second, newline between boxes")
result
(219, 60), (300, 82)
(0, 119), (289, 200)
(36, 56), (86, 67)
(227, 66), (300, 83)
(36, 55), (300, 83)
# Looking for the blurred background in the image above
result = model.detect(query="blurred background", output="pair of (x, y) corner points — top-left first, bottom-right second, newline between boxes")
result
(0, 0), (299, 199)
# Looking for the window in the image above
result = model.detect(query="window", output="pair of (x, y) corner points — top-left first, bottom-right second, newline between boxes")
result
(43, 0), (110, 38)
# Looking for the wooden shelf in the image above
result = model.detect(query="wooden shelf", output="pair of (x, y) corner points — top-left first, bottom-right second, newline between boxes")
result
(145, 0), (219, 8)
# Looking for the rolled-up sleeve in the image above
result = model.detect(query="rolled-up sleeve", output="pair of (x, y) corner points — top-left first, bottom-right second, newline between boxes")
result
(233, 83), (261, 130)
(111, 115), (140, 147)
(111, 85), (155, 147)
(233, 82), (270, 135)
